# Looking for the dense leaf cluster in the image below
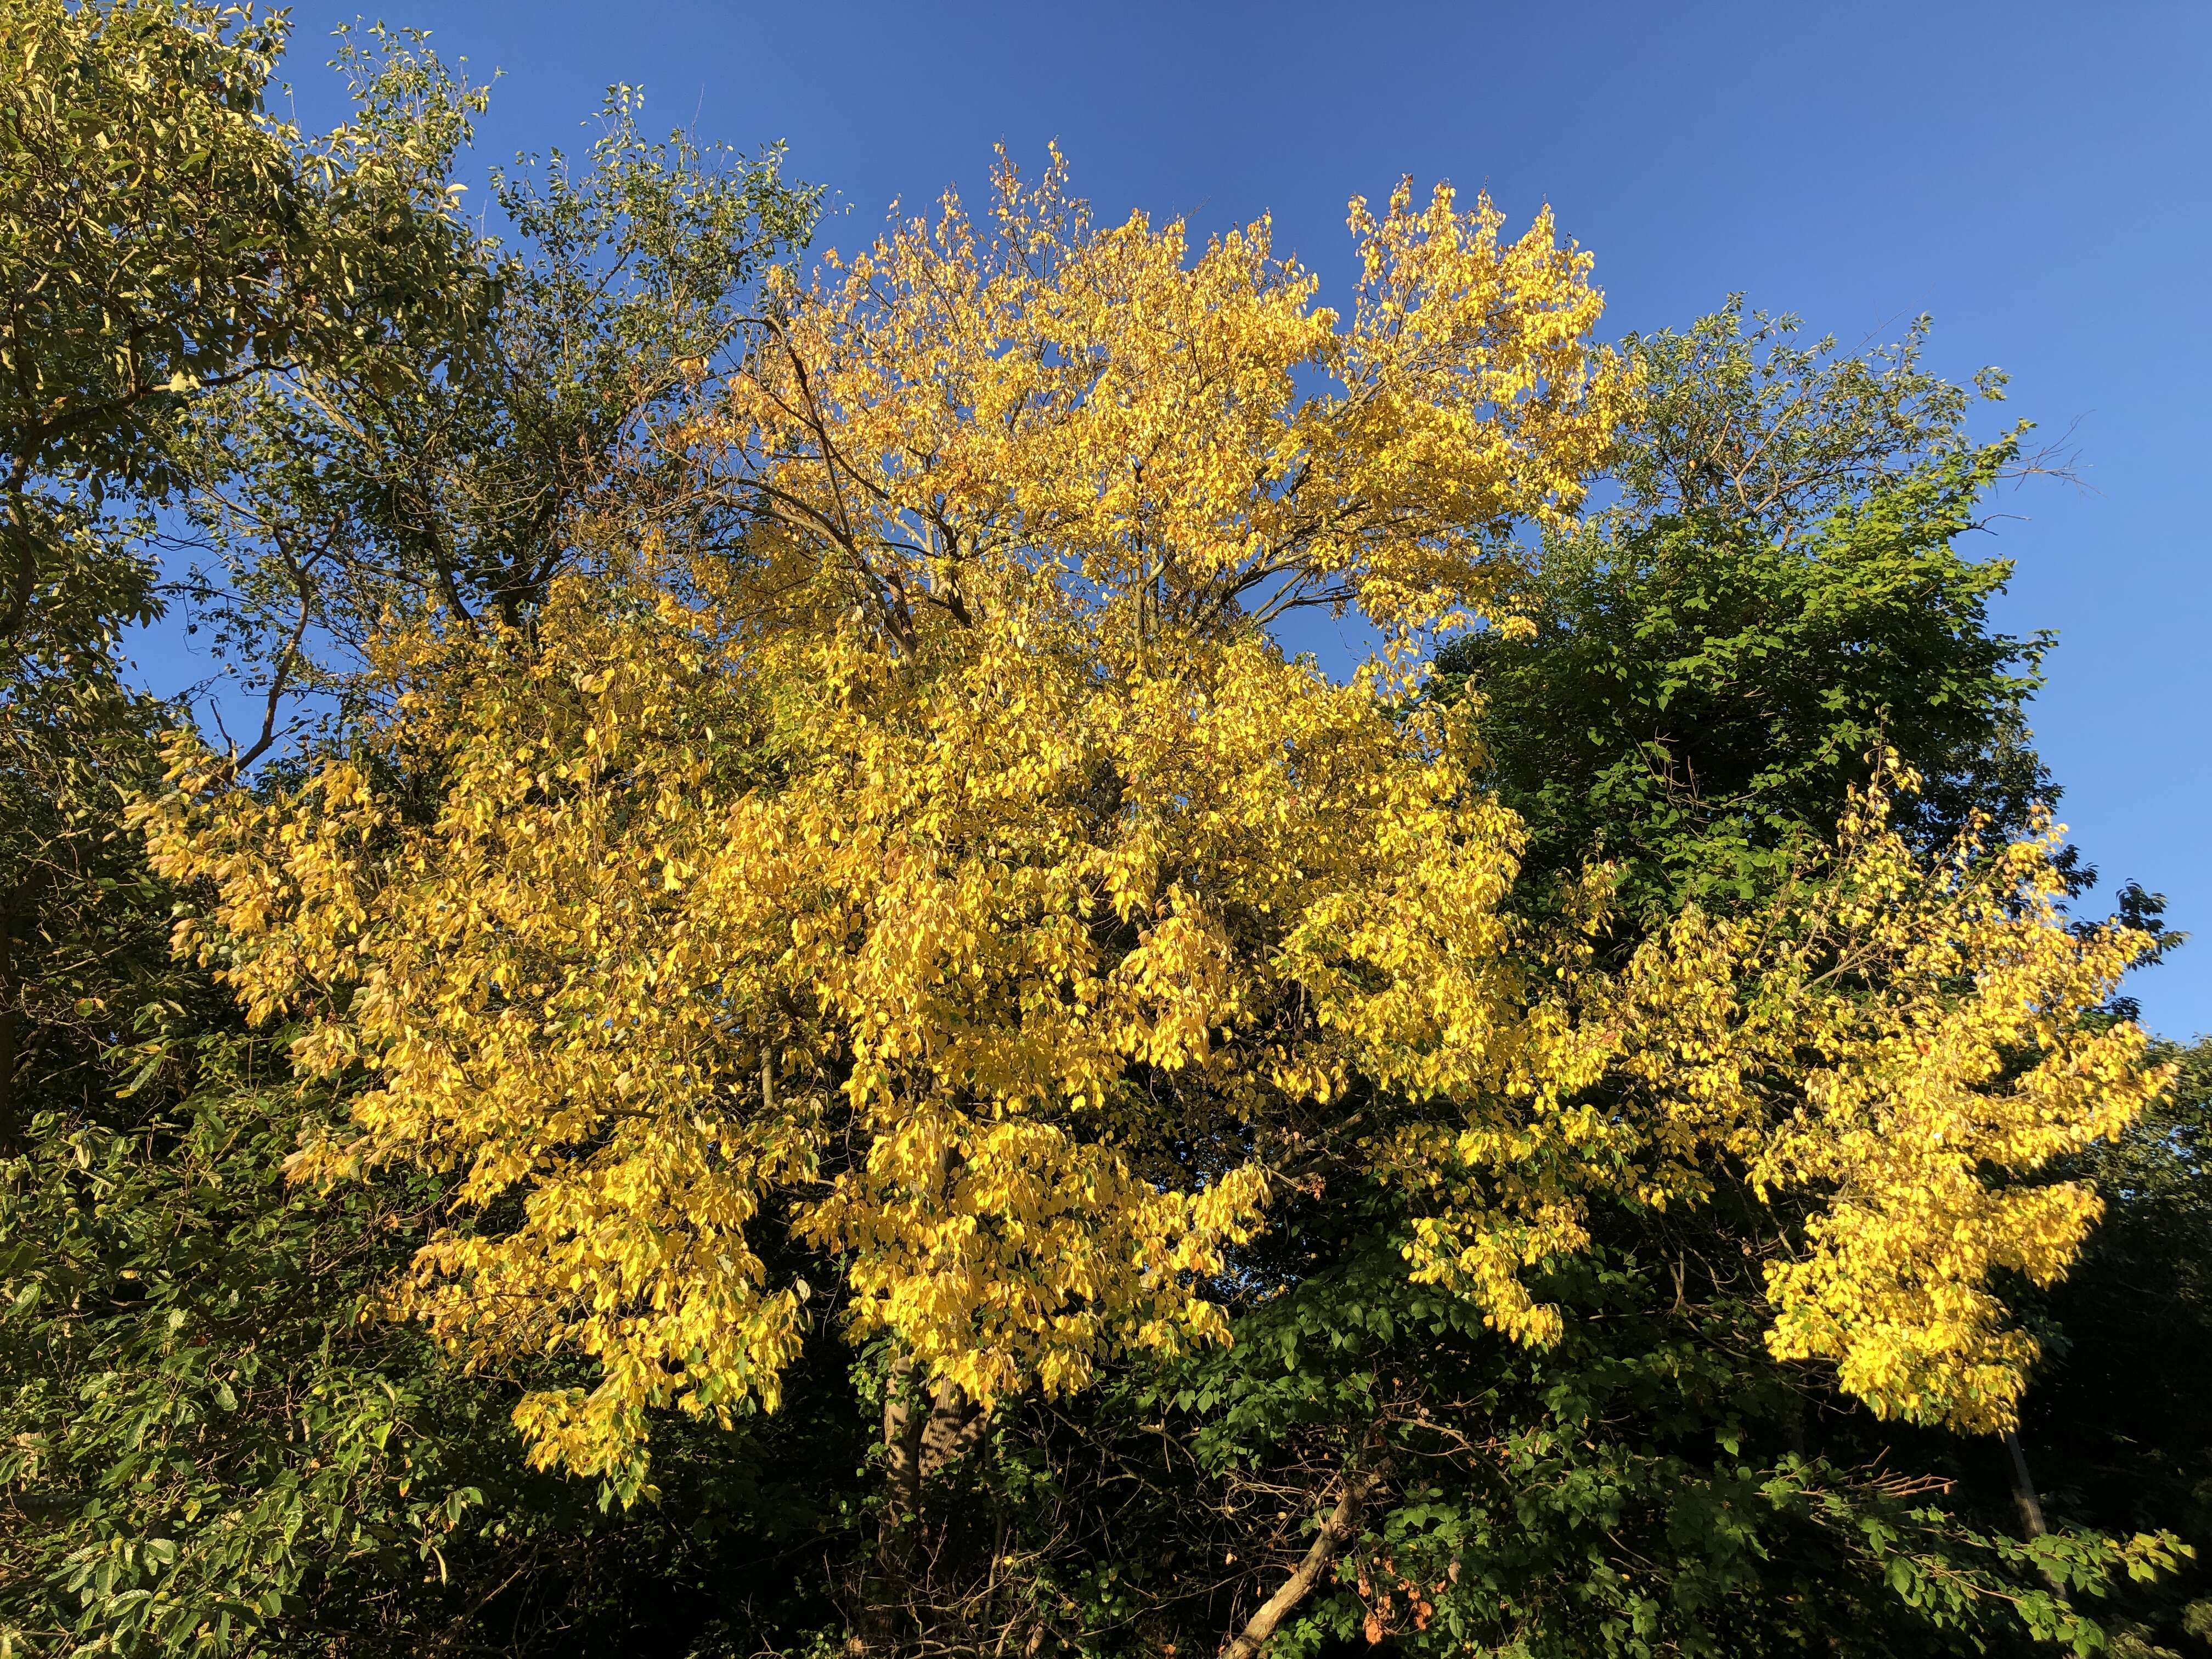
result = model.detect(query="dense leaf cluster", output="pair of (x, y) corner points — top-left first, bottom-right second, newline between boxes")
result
(2, 9), (2205, 1659)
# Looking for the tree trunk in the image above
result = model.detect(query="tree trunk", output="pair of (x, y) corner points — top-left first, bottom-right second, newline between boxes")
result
(2002, 1427), (2048, 1539)
(867, 1355), (991, 1652)
(2, 477), (37, 644)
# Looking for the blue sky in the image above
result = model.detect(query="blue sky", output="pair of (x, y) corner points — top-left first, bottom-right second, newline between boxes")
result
(194, 1), (2211, 1035)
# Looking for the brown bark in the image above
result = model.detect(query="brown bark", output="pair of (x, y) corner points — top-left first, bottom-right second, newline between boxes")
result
(1, 479), (34, 643)
(868, 1355), (991, 1651)
(881, 1353), (927, 1525)
(881, 1357), (989, 1524)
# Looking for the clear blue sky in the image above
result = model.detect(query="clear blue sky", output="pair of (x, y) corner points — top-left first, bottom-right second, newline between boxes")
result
(223, 1), (2212, 1036)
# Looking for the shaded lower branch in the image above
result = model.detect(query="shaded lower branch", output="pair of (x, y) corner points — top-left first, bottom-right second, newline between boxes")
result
(1222, 1465), (1383, 1659)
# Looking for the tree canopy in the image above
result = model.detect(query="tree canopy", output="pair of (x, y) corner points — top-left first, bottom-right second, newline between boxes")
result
(3, 14), (2204, 1659)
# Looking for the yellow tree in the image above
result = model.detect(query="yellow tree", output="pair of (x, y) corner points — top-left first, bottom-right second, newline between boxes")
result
(142, 155), (2163, 1510)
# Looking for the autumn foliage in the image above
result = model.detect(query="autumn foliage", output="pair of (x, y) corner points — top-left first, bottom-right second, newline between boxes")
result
(139, 153), (2163, 1519)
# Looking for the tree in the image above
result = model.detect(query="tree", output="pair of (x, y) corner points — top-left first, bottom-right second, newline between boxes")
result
(1435, 300), (2055, 925)
(0, 0), (481, 650)
(143, 160), (2170, 1659)
(1084, 307), (2186, 1659)
(1425, 303), (2210, 1652)
(859, 307), (2195, 1659)
(0, 14), (839, 1655)
(166, 74), (818, 750)
(0, 0), (487, 1158)
(2015, 1036), (2212, 1654)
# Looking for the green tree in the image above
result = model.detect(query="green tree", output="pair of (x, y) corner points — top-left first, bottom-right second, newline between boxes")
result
(1435, 300), (2054, 924)
(0, 0), (487, 1150)
(167, 74), (819, 746)
(0, 12), (839, 1655)
(0, 0), (482, 651)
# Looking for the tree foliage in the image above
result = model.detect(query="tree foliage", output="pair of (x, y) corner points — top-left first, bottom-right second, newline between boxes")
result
(0, 0), (483, 650)
(0, 14), (836, 1655)
(168, 73), (817, 746)
(1435, 302), (2054, 923)
(146, 157), (2164, 1554)
(3, 16), (2201, 1655)
(789, 306), (2199, 1659)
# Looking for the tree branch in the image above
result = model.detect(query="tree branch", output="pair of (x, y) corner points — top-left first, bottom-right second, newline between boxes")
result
(221, 550), (318, 780)
(1, 470), (35, 642)
(1222, 1465), (1381, 1659)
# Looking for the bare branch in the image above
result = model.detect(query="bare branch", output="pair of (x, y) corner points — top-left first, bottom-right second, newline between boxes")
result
(1221, 1465), (1383, 1659)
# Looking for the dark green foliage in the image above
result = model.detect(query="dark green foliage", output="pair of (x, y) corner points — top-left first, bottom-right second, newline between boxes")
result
(1172, 1207), (2168, 1659)
(2008, 1039), (2212, 1655)
(1, 1034), (496, 1653)
(0, 1016), (871, 1656)
(911, 1184), (2179, 1659)
(1435, 303), (2053, 924)
(1438, 444), (2051, 921)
